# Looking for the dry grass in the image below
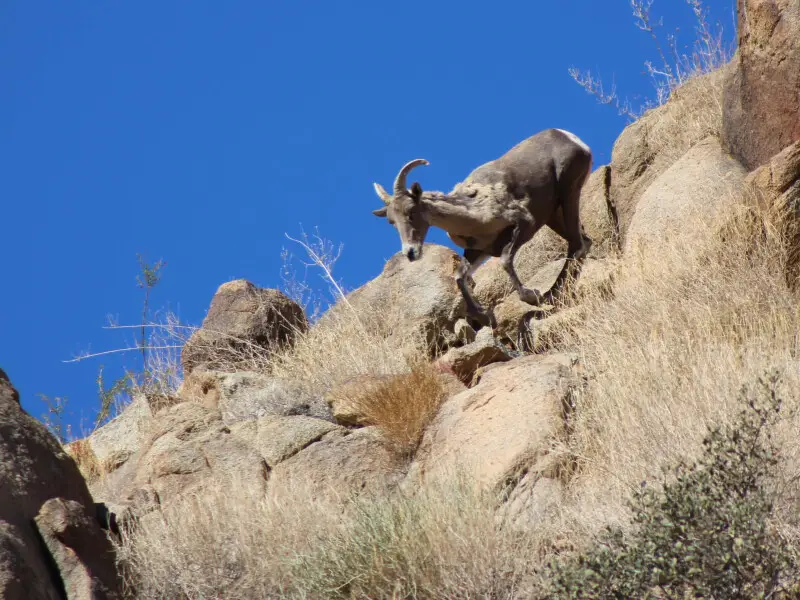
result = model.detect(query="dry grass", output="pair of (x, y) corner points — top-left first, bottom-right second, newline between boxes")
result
(570, 0), (732, 120)
(115, 196), (800, 598)
(65, 437), (102, 483)
(117, 477), (538, 600)
(552, 197), (800, 541)
(267, 286), (431, 407)
(338, 361), (448, 456)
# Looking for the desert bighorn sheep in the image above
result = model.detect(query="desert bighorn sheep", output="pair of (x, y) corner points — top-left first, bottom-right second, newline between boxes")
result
(372, 128), (593, 327)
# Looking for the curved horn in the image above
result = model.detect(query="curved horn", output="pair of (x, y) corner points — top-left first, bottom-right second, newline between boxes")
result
(373, 182), (392, 205)
(393, 159), (429, 196)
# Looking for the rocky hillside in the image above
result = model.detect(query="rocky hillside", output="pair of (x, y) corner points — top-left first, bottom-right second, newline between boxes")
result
(2, 1), (800, 598)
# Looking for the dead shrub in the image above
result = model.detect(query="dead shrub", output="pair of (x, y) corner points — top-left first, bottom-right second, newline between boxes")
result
(342, 361), (448, 456)
(65, 438), (102, 483)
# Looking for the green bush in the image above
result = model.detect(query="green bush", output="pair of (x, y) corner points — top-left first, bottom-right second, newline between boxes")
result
(543, 373), (799, 599)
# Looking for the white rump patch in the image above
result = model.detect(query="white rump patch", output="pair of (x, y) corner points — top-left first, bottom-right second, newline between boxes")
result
(555, 129), (591, 154)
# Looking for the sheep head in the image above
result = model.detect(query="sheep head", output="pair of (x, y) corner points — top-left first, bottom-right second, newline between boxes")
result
(372, 159), (431, 261)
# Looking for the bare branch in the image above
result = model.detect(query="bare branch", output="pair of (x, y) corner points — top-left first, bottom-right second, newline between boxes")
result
(63, 345), (183, 363)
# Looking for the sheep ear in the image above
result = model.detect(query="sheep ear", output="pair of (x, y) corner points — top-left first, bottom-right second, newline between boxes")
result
(372, 206), (389, 218)
(410, 182), (423, 202)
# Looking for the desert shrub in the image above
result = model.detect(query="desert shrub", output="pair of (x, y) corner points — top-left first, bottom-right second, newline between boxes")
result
(285, 481), (533, 600)
(338, 360), (448, 456)
(117, 478), (537, 600)
(541, 374), (800, 599)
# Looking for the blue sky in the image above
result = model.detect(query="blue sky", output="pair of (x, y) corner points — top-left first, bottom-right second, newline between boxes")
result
(0, 1), (736, 434)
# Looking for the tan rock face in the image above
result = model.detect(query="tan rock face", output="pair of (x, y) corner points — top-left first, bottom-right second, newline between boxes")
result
(181, 370), (333, 425)
(746, 140), (800, 288)
(625, 137), (748, 254)
(268, 427), (407, 500)
(35, 498), (121, 600)
(0, 369), (121, 599)
(345, 244), (466, 351)
(181, 280), (308, 374)
(611, 66), (731, 243)
(407, 354), (578, 491)
(723, 0), (800, 169)
(436, 331), (513, 385)
(69, 393), (153, 482)
(129, 403), (269, 508)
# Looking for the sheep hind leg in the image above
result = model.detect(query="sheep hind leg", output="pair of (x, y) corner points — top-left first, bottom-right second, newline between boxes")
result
(544, 193), (591, 305)
(498, 223), (544, 306)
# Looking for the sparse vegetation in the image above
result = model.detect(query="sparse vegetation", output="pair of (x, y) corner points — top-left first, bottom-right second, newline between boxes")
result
(63, 255), (185, 430)
(117, 477), (536, 600)
(570, 0), (732, 119)
(542, 374), (800, 599)
(37, 393), (73, 443)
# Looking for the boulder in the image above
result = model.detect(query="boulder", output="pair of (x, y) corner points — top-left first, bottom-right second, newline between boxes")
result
(723, 0), (800, 169)
(182, 280), (308, 375)
(67, 393), (153, 482)
(345, 244), (466, 351)
(745, 140), (800, 287)
(35, 498), (121, 600)
(492, 258), (614, 345)
(453, 318), (477, 345)
(406, 354), (578, 492)
(0, 369), (121, 599)
(436, 329), (514, 385)
(129, 402), (267, 506)
(90, 401), (348, 518)
(180, 370), (332, 425)
(610, 65), (732, 243)
(268, 427), (407, 500)
(625, 137), (747, 254)
(228, 415), (344, 467)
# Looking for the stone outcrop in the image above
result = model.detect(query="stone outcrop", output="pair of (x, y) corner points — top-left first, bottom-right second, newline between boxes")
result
(95, 402), (268, 516)
(625, 137), (748, 254)
(610, 65), (731, 243)
(344, 244), (466, 351)
(723, 0), (800, 169)
(0, 369), (121, 599)
(407, 354), (578, 492)
(35, 498), (121, 600)
(268, 427), (407, 500)
(182, 280), (307, 375)
(436, 329), (514, 385)
(68, 393), (152, 482)
(180, 370), (332, 425)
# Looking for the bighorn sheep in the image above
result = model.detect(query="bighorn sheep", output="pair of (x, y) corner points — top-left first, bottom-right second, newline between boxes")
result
(372, 128), (593, 327)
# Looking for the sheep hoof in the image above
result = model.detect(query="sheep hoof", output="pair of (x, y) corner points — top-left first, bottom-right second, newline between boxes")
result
(467, 307), (496, 330)
(520, 287), (544, 306)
